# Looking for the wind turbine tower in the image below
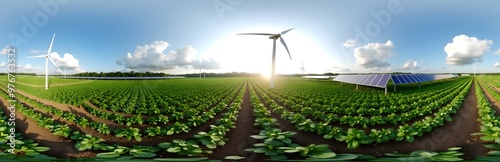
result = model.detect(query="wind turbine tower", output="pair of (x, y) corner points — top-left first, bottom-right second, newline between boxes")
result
(238, 28), (294, 88)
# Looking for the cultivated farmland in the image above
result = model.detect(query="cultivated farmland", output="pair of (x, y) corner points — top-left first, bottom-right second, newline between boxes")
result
(1, 76), (500, 161)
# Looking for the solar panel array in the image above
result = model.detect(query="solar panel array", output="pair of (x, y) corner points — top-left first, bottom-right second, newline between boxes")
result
(334, 74), (457, 88)
(334, 74), (391, 88)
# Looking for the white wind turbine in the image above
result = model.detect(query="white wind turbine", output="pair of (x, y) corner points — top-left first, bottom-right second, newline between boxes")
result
(238, 28), (294, 88)
(26, 33), (65, 90)
(299, 61), (305, 76)
(199, 65), (206, 79)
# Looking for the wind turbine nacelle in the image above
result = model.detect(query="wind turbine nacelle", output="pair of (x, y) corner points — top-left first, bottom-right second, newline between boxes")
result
(269, 34), (280, 39)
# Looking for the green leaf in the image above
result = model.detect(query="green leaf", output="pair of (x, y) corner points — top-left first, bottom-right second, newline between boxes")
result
(33, 147), (50, 152)
(310, 152), (336, 159)
(96, 152), (120, 158)
(153, 157), (209, 161)
(224, 156), (245, 160)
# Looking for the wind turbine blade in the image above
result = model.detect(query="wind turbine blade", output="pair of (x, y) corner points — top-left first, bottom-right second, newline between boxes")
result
(47, 33), (56, 55)
(47, 55), (64, 74)
(281, 28), (295, 35)
(26, 55), (46, 58)
(280, 37), (292, 60)
(238, 33), (274, 35)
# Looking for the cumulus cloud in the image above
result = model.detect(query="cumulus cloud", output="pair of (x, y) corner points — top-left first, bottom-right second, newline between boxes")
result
(444, 35), (493, 65)
(343, 39), (356, 48)
(0, 46), (13, 54)
(353, 40), (394, 68)
(118, 41), (222, 71)
(402, 59), (418, 70)
(24, 64), (33, 71)
(0, 62), (5, 68)
(48, 52), (83, 73)
(494, 49), (500, 55)
(494, 62), (500, 67)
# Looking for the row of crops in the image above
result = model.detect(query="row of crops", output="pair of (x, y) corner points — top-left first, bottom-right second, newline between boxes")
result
(4, 76), (500, 161)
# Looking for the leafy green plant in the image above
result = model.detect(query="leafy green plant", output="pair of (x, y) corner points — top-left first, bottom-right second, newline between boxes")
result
(245, 129), (297, 160)
(70, 131), (105, 151)
(395, 124), (419, 142)
(338, 128), (373, 149)
(193, 132), (225, 149)
(279, 144), (336, 159)
(114, 127), (142, 142)
(50, 124), (71, 137)
(166, 122), (191, 135)
(384, 147), (463, 161)
(158, 139), (204, 156)
(145, 126), (163, 137)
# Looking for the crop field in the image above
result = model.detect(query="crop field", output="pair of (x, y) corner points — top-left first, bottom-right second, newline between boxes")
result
(2, 76), (500, 161)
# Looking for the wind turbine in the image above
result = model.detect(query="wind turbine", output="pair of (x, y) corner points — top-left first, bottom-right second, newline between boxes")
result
(26, 33), (64, 90)
(238, 28), (294, 88)
(299, 61), (305, 76)
(199, 65), (206, 79)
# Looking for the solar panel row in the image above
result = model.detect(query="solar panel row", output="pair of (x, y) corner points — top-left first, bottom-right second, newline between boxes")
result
(334, 74), (390, 88)
(390, 74), (436, 84)
(334, 74), (457, 88)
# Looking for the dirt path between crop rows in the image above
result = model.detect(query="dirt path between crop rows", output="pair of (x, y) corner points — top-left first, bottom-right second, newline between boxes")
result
(251, 79), (486, 160)
(15, 80), (94, 88)
(208, 81), (265, 161)
(0, 94), (94, 158)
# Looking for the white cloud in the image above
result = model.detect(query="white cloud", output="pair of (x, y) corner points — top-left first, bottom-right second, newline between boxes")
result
(444, 35), (493, 65)
(494, 62), (500, 67)
(494, 49), (500, 55)
(0, 62), (5, 68)
(343, 39), (356, 48)
(119, 41), (222, 72)
(48, 52), (83, 73)
(353, 40), (394, 68)
(402, 59), (418, 70)
(24, 64), (33, 71)
(0, 46), (12, 55)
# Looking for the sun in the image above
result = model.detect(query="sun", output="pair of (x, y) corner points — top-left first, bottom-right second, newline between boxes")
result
(207, 28), (335, 76)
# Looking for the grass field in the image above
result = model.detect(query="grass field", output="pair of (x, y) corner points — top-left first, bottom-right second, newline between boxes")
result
(1, 75), (500, 161)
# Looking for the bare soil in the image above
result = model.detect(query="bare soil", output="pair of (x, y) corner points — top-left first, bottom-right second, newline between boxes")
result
(209, 81), (266, 161)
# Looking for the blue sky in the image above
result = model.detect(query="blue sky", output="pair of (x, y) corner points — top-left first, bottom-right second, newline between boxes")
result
(1, 0), (500, 75)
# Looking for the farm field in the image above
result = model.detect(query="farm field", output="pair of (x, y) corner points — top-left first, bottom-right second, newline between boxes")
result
(2, 76), (500, 161)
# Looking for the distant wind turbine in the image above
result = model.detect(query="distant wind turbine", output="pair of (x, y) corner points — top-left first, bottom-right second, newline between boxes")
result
(238, 28), (294, 88)
(299, 61), (305, 76)
(199, 65), (206, 79)
(26, 33), (65, 90)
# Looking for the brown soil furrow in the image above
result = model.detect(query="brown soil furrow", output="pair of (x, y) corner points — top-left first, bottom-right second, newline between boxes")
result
(209, 81), (265, 161)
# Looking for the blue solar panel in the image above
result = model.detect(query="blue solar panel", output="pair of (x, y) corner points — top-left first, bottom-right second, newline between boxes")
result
(363, 75), (376, 85)
(370, 74), (383, 85)
(392, 75), (401, 84)
(352, 75), (363, 83)
(413, 75), (423, 82)
(359, 75), (369, 84)
(397, 75), (407, 83)
(377, 74), (390, 87)
(404, 75), (413, 83)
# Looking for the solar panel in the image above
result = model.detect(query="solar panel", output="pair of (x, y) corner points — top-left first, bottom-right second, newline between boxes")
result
(377, 74), (390, 87)
(363, 75), (376, 85)
(359, 75), (369, 84)
(334, 73), (455, 89)
(370, 74), (383, 85)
